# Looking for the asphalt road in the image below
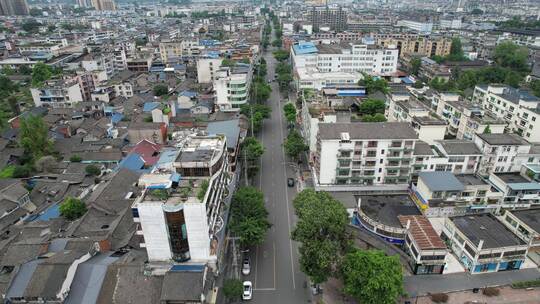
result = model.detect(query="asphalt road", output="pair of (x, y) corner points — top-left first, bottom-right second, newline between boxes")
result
(241, 46), (311, 303)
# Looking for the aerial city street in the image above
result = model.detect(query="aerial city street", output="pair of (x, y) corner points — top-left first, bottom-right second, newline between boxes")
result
(1, 0), (540, 303)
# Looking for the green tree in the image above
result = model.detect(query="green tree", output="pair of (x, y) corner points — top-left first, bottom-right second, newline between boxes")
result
(70, 154), (82, 162)
(1, 66), (14, 76)
(59, 197), (87, 220)
(153, 84), (168, 96)
(197, 179), (209, 201)
(430, 55), (444, 64)
(222, 279), (243, 303)
(493, 41), (529, 72)
(272, 39), (282, 47)
(22, 19), (41, 33)
(530, 79), (540, 97)
(360, 75), (389, 94)
(277, 73), (293, 92)
(31, 62), (52, 87)
(361, 113), (387, 122)
(85, 164), (101, 176)
(29, 8), (42, 16)
(483, 124), (492, 134)
(292, 189), (350, 284)
(229, 187), (270, 246)
(252, 81), (272, 102)
(20, 115), (52, 162)
(221, 58), (236, 67)
(283, 130), (308, 159)
(341, 249), (404, 304)
(446, 38), (466, 61)
(413, 80), (424, 89)
(283, 103), (296, 123)
(243, 137), (265, 161)
(19, 65), (32, 75)
(358, 98), (386, 116)
(471, 8), (483, 15)
(410, 57), (421, 76)
(273, 50), (289, 61)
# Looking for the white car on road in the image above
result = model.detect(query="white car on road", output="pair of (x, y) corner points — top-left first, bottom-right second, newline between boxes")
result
(242, 258), (251, 275)
(242, 281), (252, 300)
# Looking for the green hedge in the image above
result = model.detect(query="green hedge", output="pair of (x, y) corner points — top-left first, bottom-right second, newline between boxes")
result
(511, 279), (540, 289)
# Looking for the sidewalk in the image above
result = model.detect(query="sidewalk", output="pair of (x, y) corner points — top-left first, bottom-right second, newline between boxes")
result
(407, 286), (540, 304)
(405, 268), (540, 297)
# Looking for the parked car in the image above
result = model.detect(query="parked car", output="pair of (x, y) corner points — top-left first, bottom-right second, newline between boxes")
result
(242, 258), (251, 275)
(243, 281), (253, 300)
(287, 178), (295, 187)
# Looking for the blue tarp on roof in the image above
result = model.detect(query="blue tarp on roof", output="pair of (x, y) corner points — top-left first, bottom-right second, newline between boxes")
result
(337, 89), (366, 97)
(111, 113), (123, 124)
(180, 91), (197, 98)
(143, 102), (161, 112)
(171, 172), (181, 183)
(170, 264), (205, 272)
(31, 204), (60, 221)
(402, 77), (415, 84)
(118, 153), (145, 171)
(293, 42), (318, 55)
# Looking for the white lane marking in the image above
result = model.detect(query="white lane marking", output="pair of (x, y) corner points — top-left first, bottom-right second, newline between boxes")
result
(253, 288), (276, 291)
(277, 80), (297, 290)
(273, 242), (277, 290)
(254, 245), (259, 288)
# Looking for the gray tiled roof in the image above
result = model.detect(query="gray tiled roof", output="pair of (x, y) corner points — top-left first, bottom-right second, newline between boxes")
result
(318, 122), (418, 140)
(438, 140), (482, 155)
(476, 133), (530, 146)
(418, 171), (465, 191)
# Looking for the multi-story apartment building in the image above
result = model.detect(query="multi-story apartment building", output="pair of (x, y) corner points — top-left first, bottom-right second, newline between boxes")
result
(17, 43), (62, 57)
(474, 133), (532, 176)
(30, 79), (84, 108)
(474, 84), (540, 142)
(197, 58), (222, 84)
(91, 0), (116, 11)
(314, 122), (418, 187)
(0, 0), (28, 15)
(376, 34), (452, 58)
(81, 53), (116, 79)
(126, 56), (152, 72)
(435, 92), (506, 140)
(213, 65), (252, 111)
(159, 41), (183, 63)
(441, 213), (530, 274)
(292, 41), (398, 75)
(132, 135), (229, 270)
(308, 6), (347, 32)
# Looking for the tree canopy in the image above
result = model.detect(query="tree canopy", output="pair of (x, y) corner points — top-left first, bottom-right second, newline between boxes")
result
(20, 115), (53, 162)
(59, 197), (88, 220)
(31, 62), (53, 87)
(361, 113), (387, 122)
(283, 130), (308, 159)
(229, 187), (270, 247)
(493, 41), (529, 73)
(273, 50), (289, 61)
(358, 98), (385, 116)
(283, 103), (296, 123)
(153, 84), (168, 96)
(341, 249), (404, 304)
(359, 75), (389, 94)
(222, 279), (243, 302)
(292, 189), (350, 284)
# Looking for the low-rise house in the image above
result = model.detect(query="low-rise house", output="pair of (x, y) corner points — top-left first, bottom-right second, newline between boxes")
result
(500, 208), (540, 265)
(411, 172), (501, 217)
(488, 171), (540, 208)
(441, 213), (529, 274)
(399, 215), (448, 274)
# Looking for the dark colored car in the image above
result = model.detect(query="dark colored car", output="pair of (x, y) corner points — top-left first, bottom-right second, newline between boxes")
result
(287, 178), (295, 187)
